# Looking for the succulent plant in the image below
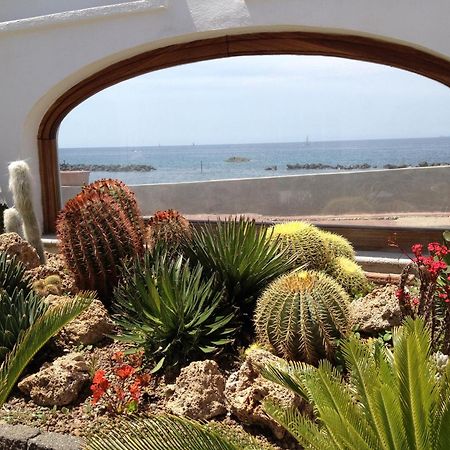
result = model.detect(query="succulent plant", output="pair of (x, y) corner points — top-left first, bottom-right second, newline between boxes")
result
(0, 251), (32, 297)
(255, 270), (350, 364)
(327, 256), (370, 297)
(146, 209), (191, 250)
(0, 251), (45, 362)
(185, 217), (295, 313)
(81, 179), (145, 244)
(8, 161), (45, 263)
(57, 179), (145, 307)
(32, 275), (62, 297)
(113, 249), (235, 372)
(0, 201), (8, 233)
(320, 230), (356, 260)
(3, 207), (24, 237)
(268, 222), (330, 270)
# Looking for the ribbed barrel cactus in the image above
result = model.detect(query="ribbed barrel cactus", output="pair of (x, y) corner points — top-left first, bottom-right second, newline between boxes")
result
(57, 179), (145, 307)
(146, 209), (191, 250)
(255, 270), (350, 364)
(327, 256), (370, 297)
(268, 222), (330, 270)
(320, 230), (356, 260)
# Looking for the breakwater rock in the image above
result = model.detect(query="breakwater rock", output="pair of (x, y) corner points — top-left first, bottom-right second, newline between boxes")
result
(286, 161), (450, 171)
(60, 163), (156, 172)
(287, 163), (371, 170)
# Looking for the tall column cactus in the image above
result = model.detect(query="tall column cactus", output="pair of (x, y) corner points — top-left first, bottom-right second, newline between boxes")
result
(57, 179), (145, 307)
(8, 161), (45, 263)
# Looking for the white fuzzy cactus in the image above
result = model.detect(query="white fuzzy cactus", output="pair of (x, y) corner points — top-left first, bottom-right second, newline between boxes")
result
(8, 161), (45, 263)
(3, 207), (24, 237)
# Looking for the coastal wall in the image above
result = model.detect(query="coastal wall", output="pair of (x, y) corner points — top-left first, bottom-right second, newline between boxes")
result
(1, 0), (450, 228)
(61, 166), (450, 217)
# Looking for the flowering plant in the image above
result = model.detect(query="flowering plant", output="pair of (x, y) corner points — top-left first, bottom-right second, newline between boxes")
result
(392, 237), (450, 352)
(90, 351), (150, 414)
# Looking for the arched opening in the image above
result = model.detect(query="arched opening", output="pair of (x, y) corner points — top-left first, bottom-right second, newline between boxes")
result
(38, 32), (450, 233)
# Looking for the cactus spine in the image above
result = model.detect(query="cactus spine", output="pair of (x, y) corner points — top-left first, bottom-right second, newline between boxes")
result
(320, 230), (356, 260)
(146, 209), (192, 250)
(3, 207), (24, 237)
(268, 221), (330, 270)
(327, 256), (370, 297)
(8, 161), (45, 264)
(255, 270), (350, 364)
(57, 179), (145, 307)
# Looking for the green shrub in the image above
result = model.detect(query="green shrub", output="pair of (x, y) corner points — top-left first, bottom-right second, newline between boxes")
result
(267, 221), (330, 270)
(263, 317), (450, 450)
(185, 217), (294, 310)
(113, 250), (235, 372)
(255, 270), (350, 364)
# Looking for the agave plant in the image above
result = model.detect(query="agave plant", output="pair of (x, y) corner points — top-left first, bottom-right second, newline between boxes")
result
(0, 252), (44, 362)
(113, 249), (235, 372)
(185, 217), (295, 311)
(0, 251), (32, 297)
(0, 292), (94, 406)
(263, 317), (450, 450)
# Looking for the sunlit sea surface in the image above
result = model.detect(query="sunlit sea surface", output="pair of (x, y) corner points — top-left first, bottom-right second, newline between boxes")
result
(60, 136), (450, 185)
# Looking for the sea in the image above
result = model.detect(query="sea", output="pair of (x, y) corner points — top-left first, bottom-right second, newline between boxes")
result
(59, 136), (450, 185)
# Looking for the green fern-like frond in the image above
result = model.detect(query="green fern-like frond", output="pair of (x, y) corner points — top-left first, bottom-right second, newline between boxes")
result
(0, 292), (94, 406)
(86, 415), (273, 450)
(262, 318), (450, 450)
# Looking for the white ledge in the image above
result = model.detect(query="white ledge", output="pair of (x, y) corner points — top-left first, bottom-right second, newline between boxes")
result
(0, 0), (167, 34)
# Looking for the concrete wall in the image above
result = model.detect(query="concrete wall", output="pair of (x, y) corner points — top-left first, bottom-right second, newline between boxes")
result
(61, 166), (450, 217)
(1, 0), (450, 224)
(0, 0), (138, 22)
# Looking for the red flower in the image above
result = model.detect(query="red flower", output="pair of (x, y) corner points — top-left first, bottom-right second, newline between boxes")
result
(115, 364), (135, 380)
(411, 244), (423, 257)
(92, 370), (109, 391)
(129, 381), (141, 401)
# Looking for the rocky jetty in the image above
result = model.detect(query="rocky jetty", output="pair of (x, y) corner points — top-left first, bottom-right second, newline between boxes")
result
(60, 163), (156, 172)
(287, 163), (371, 170)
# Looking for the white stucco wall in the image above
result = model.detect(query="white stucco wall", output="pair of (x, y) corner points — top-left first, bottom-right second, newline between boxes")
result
(0, 0), (449, 225)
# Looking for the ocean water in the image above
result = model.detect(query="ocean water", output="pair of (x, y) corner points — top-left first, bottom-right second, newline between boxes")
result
(59, 136), (450, 185)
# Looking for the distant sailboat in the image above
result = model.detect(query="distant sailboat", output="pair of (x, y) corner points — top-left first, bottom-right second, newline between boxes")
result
(305, 136), (310, 146)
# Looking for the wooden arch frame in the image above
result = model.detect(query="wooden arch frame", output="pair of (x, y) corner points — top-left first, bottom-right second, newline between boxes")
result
(38, 31), (450, 233)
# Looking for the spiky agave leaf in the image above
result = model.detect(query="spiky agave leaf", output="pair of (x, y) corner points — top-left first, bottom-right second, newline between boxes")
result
(185, 217), (295, 308)
(86, 415), (274, 450)
(0, 292), (94, 406)
(262, 318), (450, 450)
(113, 251), (235, 372)
(0, 251), (32, 297)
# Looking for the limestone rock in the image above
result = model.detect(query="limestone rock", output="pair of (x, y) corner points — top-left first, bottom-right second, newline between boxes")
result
(350, 284), (403, 334)
(18, 353), (90, 406)
(0, 232), (40, 269)
(225, 347), (304, 439)
(167, 360), (227, 420)
(46, 297), (114, 346)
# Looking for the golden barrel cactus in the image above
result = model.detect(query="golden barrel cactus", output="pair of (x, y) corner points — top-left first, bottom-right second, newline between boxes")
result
(327, 256), (370, 297)
(255, 270), (350, 364)
(268, 222), (330, 270)
(320, 230), (356, 260)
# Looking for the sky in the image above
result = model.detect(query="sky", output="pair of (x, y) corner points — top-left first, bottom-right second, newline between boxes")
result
(59, 55), (450, 147)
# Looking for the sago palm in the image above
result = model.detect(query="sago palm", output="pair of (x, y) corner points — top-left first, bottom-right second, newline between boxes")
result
(86, 415), (277, 450)
(263, 317), (450, 450)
